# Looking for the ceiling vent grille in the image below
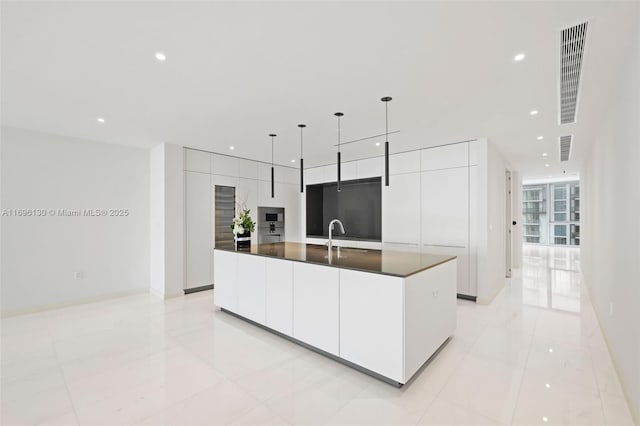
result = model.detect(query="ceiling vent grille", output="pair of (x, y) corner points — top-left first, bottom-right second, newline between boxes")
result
(559, 135), (573, 161)
(560, 21), (588, 124)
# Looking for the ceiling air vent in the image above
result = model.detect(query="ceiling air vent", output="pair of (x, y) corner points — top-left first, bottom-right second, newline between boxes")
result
(559, 135), (573, 161)
(560, 21), (588, 124)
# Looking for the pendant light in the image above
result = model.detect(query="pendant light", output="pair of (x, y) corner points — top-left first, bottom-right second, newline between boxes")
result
(381, 97), (392, 186)
(334, 112), (344, 192)
(269, 134), (276, 198)
(298, 124), (306, 193)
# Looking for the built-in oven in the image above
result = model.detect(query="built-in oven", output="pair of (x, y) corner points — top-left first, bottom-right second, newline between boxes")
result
(257, 207), (285, 244)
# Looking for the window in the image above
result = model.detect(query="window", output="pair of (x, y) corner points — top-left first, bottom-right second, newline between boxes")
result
(522, 180), (579, 246)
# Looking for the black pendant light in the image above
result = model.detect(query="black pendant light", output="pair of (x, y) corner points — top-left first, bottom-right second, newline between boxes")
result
(334, 112), (344, 192)
(381, 97), (392, 186)
(269, 134), (276, 198)
(298, 124), (306, 193)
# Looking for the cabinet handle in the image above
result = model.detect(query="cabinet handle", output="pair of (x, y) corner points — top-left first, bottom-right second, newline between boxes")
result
(433, 288), (439, 297)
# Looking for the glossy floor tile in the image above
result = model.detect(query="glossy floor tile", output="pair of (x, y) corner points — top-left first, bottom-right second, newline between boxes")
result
(1, 245), (635, 425)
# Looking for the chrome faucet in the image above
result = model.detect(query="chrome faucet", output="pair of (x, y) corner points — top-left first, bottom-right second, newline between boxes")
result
(327, 219), (346, 253)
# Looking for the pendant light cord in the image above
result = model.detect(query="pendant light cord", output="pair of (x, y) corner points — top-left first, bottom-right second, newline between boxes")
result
(337, 116), (341, 152)
(300, 127), (303, 157)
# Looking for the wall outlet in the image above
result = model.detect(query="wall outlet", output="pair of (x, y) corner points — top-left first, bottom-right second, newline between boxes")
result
(609, 302), (614, 317)
(74, 271), (83, 280)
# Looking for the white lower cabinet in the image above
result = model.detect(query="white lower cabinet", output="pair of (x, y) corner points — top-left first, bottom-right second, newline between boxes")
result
(292, 262), (340, 356)
(237, 255), (266, 324)
(213, 250), (237, 311)
(265, 258), (293, 336)
(339, 270), (404, 382)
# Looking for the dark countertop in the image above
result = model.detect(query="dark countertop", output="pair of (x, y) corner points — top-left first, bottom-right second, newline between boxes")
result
(215, 242), (456, 278)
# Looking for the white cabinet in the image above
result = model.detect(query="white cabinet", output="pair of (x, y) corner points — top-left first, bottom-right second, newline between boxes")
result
(339, 161), (357, 181)
(404, 259), (457, 379)
(339, 270), (404, 382)
(468, 165), (479, 296)
(213, 250), (237, 310)
(237, 255), (266, 324)
(238, 159), (258, 179)
(421, 166), (471, 296)
(305, 167), (325, 185)
(211, 153), (239, 177)
(265, 258), (293, 336)
(382, 172), (420, 245)
(421, 167), (469, 247)
(389, 151), (420, 175)
(236, 178), (258, 217)
(356, 157), (382, 178)
(185, 171), (212, 289)
(421, 143), (468, 171)
(185, 149), (210, 174)
(293, 262), (340, 355)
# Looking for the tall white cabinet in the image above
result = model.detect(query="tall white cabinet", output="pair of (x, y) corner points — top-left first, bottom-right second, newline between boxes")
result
(184, 148), (301, 292)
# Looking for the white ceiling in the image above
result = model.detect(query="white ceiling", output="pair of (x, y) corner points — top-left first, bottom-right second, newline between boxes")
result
(2, 1), (638, 178)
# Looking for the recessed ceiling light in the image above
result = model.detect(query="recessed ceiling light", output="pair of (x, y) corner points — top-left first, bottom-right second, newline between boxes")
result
(514, 53), (526, 62)
(530, 110), (539, 116)
(545, 383), (551, 389)
(96, 117), (105, 123)
(155, 52), (166, 61)
(229, 146), (235, 150)
(549, 348), (553, 353)
(542, 417), (549, 423)
(542, 153), (548, 157)
(547, 175), (553, 178)
(545, 164), (550, 167)
(537, 136), (544, 140)
(375, 142), (381, 146)
(291, 159), (295, 163)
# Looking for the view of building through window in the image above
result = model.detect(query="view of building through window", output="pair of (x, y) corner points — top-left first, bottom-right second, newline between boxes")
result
(522, 180), (580, 246)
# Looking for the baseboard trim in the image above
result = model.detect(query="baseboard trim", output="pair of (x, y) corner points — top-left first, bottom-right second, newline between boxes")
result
(184, 284), (214, 294)
(1, 288), (148, 318)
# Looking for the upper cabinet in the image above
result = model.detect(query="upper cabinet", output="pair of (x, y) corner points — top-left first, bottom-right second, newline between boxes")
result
(238, 159), (258, 180)
(185, 148), (210, 174)
(389, 151), (420, 175)
(356, 157), (383, 179)
(211, 153), (239, 177)
(421, 142), (468, 171)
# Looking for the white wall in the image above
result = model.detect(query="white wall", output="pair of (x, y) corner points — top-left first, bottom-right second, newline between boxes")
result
(0, 127), (150, 314)
(476, 139), (511, 304)
(581, 29), (640, 423)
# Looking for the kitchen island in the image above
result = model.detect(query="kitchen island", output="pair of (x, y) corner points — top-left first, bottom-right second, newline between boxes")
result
(213, 242), (457, 386)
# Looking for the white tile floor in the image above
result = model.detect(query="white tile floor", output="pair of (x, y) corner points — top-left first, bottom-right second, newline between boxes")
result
(1, 245), (635, 425)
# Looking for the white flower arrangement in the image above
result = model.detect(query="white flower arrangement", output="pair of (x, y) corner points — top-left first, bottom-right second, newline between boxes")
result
(230, 206), (255, 236)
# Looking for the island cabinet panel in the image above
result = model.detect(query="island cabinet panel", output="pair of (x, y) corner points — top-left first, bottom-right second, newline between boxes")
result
(265, 258), (293, 336)
(237, 255), (266, 324)
(404, 259), (457, 380)
(339, 270), (404, 383)
(213, 250), (238, 311)
(292, 262), (340, 356)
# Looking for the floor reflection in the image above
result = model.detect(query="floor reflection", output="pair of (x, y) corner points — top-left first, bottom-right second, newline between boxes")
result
(522, 244), (581, 313)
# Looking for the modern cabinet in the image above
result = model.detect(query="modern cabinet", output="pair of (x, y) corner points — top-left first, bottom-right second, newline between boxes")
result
(265, 258), (293, 336)
(185, 171), (212, 289)
(382, 172), (421, 246)
(236, 255), (266, 324)
(421, 167), (469, 247)
(339, 269), (404, 382)
(185, 149), (210, 174)
(420, 142), (468, 171)
(213, 249), (237, 310)
(292, 262), (340, 355)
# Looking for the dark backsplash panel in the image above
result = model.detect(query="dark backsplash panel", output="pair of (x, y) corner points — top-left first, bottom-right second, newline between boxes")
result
(306, 177), (382, 241)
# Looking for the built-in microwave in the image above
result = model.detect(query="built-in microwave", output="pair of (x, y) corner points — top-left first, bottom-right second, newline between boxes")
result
(265, 213), (278, 222)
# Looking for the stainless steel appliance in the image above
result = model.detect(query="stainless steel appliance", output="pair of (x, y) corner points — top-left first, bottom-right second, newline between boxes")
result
(258, 207), (285, 244)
